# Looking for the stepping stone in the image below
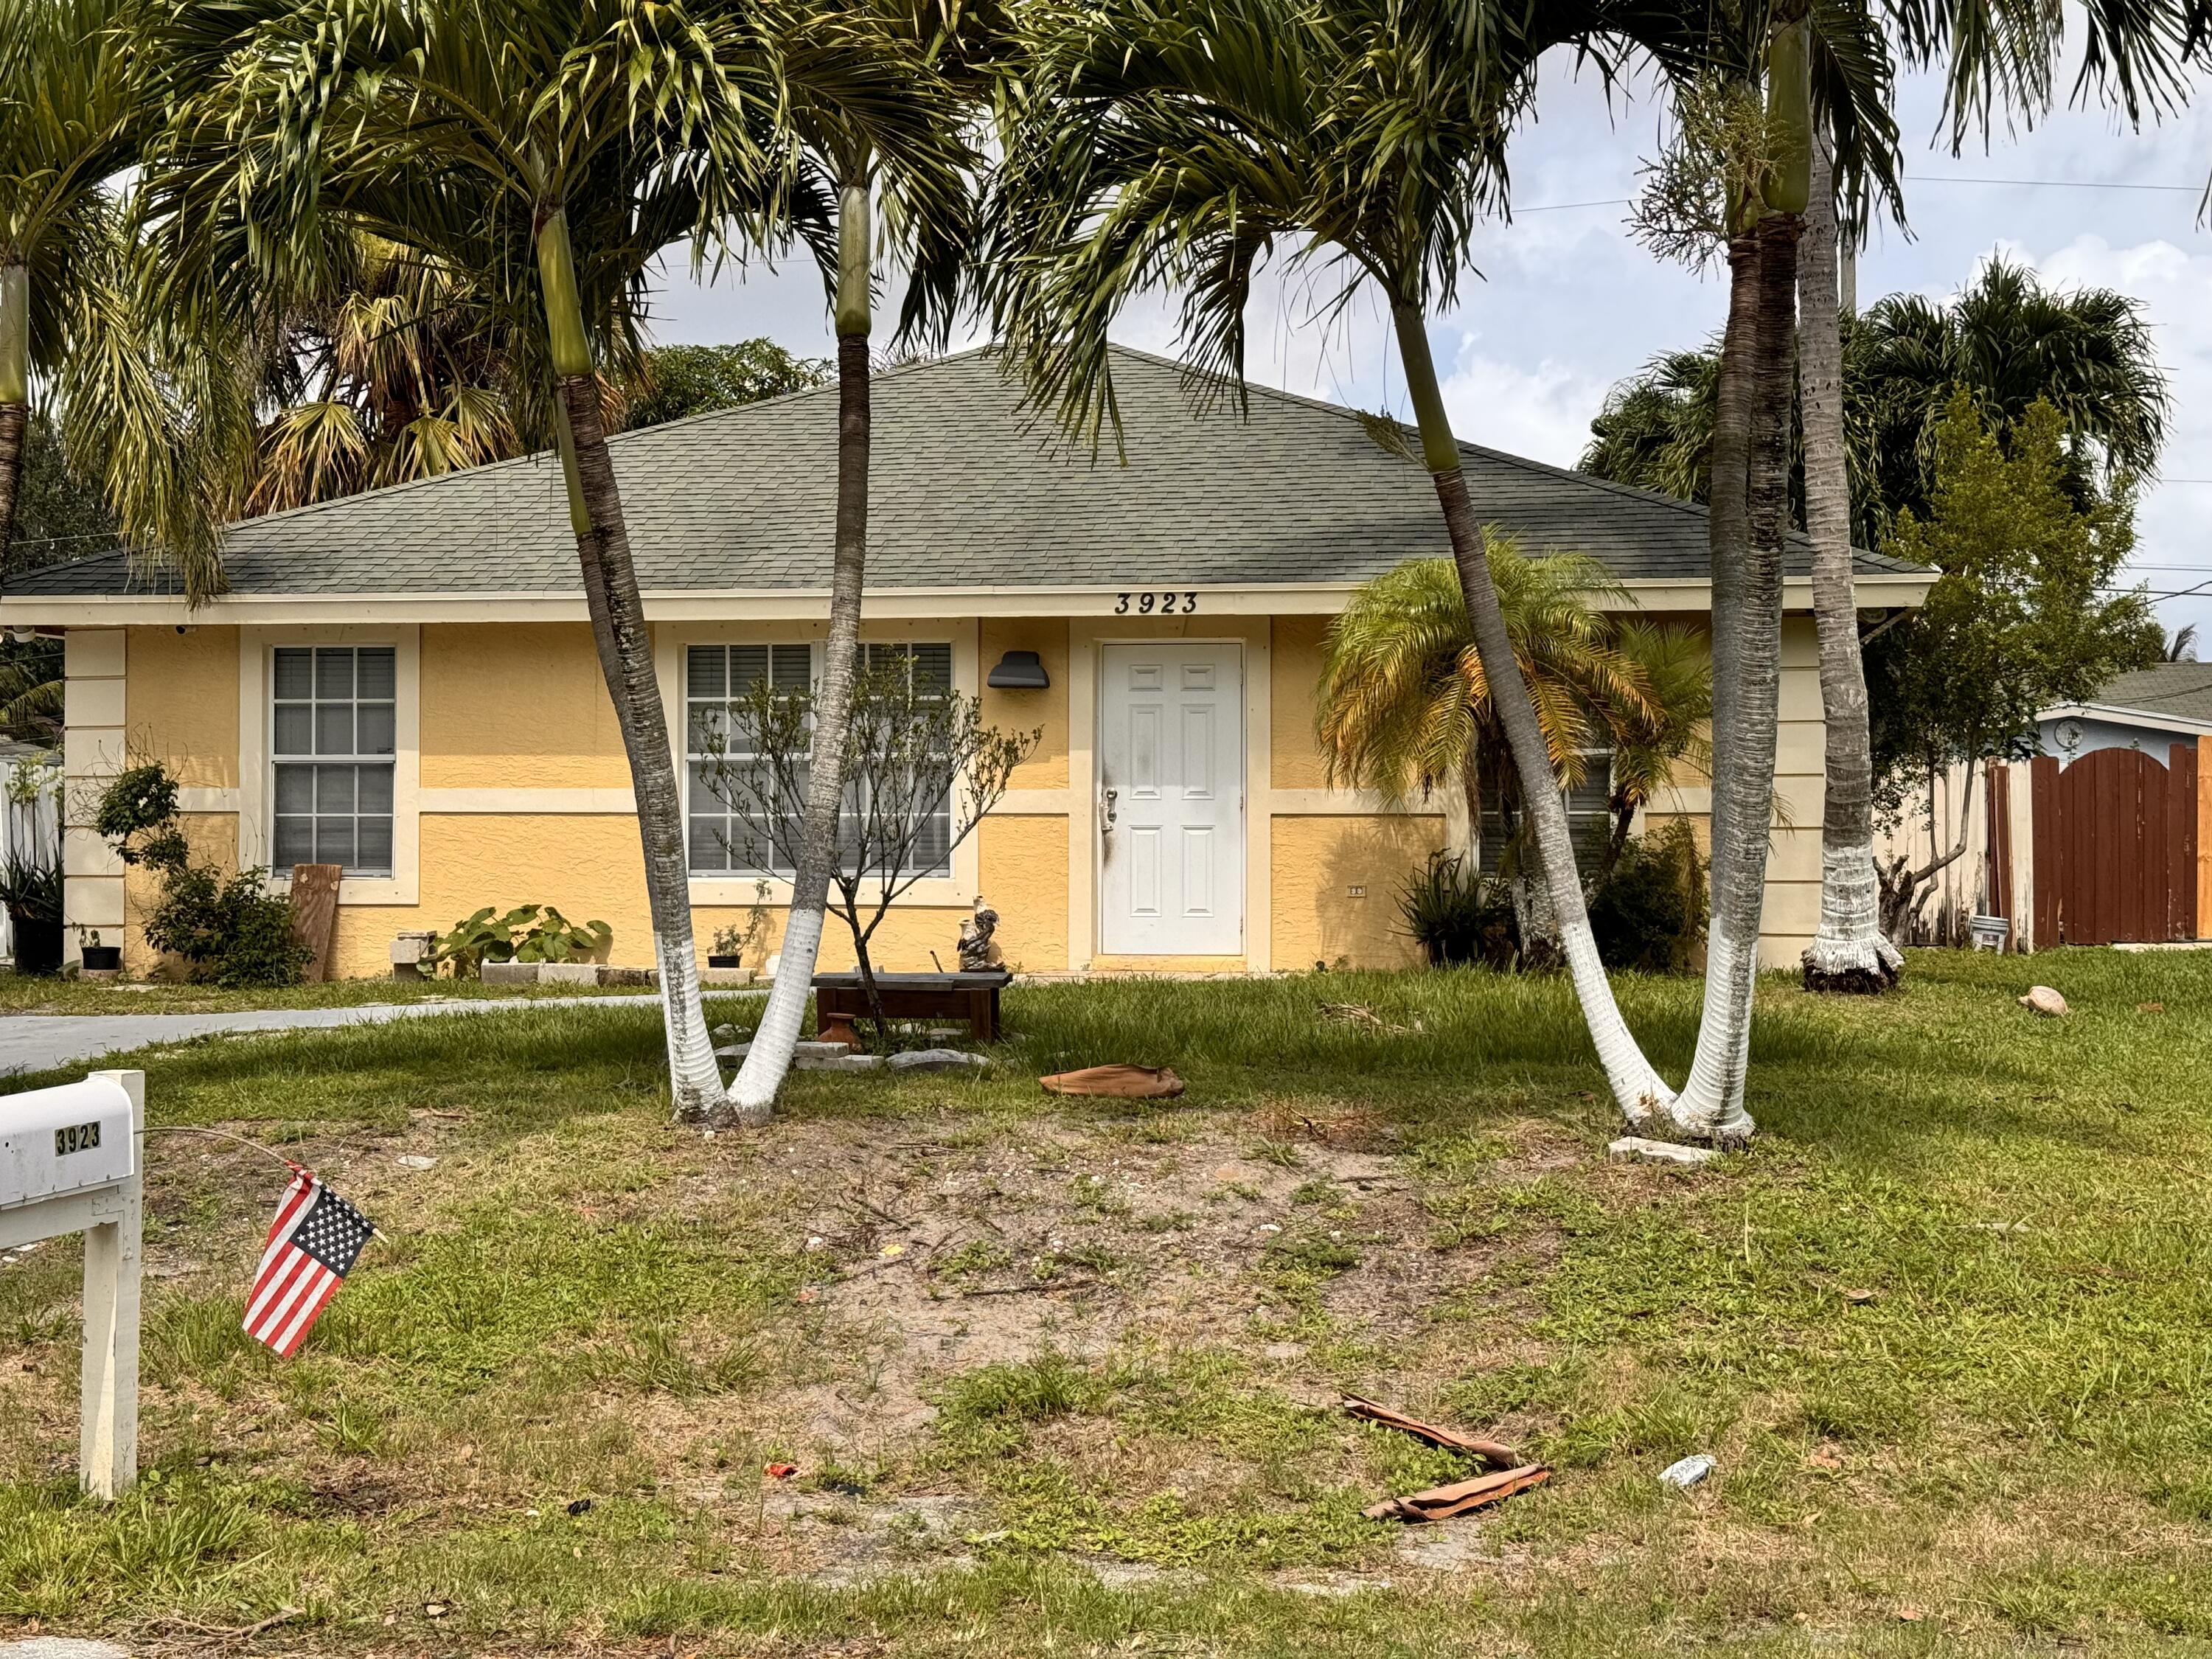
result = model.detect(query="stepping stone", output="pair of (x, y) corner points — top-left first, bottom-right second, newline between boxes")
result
(715, 1041), (856, 1069)
(1607, 1136), (1717, 1167)
(887, 1048), (990, 1074)
(1, 1642), (137, 1659)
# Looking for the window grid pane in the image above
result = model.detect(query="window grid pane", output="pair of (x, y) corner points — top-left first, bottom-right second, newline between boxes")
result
(272, 645), (396, 878)
(684, 641), (956, 880)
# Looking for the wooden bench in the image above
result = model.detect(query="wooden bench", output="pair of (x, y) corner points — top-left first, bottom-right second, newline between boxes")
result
(812, 969), (1010, 1043)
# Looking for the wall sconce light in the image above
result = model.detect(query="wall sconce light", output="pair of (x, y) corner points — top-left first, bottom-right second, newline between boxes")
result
(987, 649), (1050, 689)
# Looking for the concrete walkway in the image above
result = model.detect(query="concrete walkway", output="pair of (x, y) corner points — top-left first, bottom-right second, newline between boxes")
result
(0, 990), (762, 1078)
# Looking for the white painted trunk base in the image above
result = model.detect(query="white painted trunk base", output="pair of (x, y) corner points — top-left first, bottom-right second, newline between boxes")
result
(1802, 841), (1904, 980)
(655, 933), (728, 1122)
(730, 905), (829, 1119)
(1668, 926), (1758, 1144)
(1561, 919), (1677, 1126)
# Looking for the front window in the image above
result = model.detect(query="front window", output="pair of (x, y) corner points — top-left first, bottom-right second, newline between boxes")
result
(685, 641), (953, 879)
(272, 645), (396, 876)
(1478, 747), (1613, 875)
(686, 644), (813, 875)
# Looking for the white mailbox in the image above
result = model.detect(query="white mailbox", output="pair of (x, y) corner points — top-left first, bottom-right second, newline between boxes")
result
(1, 1073), (137, 1206)
(0, 1069), (143, 1498)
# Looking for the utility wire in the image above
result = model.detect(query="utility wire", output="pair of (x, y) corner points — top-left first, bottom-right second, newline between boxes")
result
(1505, 174), (2205, 216)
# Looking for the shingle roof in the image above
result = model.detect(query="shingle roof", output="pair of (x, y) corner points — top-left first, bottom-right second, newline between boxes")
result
(10, 344), (1919, 599)
(2081, 663), (2212, 726)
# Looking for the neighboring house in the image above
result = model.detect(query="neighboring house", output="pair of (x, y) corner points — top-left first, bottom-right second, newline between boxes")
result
(4, 347), (1931, 979)
(2039, 663), (2212, 766)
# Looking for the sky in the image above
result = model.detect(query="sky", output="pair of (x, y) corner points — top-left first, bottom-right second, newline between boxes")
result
(644, 45), (2212, 647)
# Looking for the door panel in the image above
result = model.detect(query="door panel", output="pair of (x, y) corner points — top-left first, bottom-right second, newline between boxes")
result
(1100, 643), (1244, 954)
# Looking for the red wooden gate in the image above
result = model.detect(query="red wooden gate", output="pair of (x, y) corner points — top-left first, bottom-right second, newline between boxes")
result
(2030, 744), (2199, 945)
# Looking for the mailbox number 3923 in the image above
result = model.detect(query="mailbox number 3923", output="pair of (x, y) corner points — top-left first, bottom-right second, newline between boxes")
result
(54, 1121), (100, 1156)
(1115, 591), (1198, 615)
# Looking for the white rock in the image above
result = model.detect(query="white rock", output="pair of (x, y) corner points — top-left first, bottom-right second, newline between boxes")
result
(2019, 985), (2069, 1016)
(711, 1024), (740, 1043)
(1658, 1453), (1715, 1489)
(0, 1642), (136, 1659)
(886, 1048), (989, 1073)
(394, 1155), (437, 1171)
(1608, 1136), (1719, 1167)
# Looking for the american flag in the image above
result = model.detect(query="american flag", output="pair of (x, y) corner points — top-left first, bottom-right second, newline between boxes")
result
(243, 1166), (376, 1357)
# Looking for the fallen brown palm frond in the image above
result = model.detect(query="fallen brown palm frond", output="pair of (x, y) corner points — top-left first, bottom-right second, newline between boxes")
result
(1364, 1463), (1551, 1522)
(1343, 1394), (1519, 1467)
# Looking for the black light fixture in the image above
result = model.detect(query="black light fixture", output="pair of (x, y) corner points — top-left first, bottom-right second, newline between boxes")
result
(987, 649), (1050, 689)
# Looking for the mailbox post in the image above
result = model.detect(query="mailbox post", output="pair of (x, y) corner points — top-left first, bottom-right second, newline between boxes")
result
(0, 1068), (144, 1498)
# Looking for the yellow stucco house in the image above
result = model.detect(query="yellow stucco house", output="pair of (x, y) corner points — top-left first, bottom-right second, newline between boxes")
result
(6, 347), (1930, 980)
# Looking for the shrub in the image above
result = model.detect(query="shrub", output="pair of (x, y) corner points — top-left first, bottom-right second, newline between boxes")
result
(97, 762), (307, 987)
(1587, 821), (1707, 973)
(1397, 850), (1517, 969)
(0, 849), (62, 925)
(428, 905), (613, 977)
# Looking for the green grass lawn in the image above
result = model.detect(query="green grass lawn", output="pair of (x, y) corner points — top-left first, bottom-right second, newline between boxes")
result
(2, 948), (2209, 1656)
(0, 973), (686, 1016)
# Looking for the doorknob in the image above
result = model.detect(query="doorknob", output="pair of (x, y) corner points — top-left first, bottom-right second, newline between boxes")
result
(1103, 787), (1119, 830)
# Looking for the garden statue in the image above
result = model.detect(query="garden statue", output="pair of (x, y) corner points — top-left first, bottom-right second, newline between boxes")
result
(958, 896), (1003, 972)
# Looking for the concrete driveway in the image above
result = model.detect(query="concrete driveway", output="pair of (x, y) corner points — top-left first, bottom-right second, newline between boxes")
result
(0, 990), (762, 1079)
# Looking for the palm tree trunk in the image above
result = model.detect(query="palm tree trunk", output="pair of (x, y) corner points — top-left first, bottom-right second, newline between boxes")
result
(1798, 138), (1900, 994)
(1671, 212), (1801, 1141)
(732, 182), (874, 1113)
(1392, 302), (1676, 1122)
(0, 260), (29, 577)
(535, 204), (726, 1124)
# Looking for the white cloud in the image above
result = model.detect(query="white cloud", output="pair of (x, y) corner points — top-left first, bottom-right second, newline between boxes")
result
(1439, 342), (1613, 467)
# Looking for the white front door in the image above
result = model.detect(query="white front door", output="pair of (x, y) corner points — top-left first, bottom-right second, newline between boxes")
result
(1099, 642), (1245, 956)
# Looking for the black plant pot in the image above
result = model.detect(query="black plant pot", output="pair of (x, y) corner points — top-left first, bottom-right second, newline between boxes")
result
(707, 954), (742, 968)
(82, 945), (122, 973)
(12, 917), (62, 976)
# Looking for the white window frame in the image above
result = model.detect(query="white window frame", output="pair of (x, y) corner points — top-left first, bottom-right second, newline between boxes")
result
(238, 625), (421, 907)
(269, 643), (401, 878)
(661, 620), (980, 908)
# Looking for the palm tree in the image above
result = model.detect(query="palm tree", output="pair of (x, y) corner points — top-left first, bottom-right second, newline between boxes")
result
(1604, 617), (1712, 877)
(0, 0), (242, 598)
(1584, 258), (2171, 547)
(1627, 15), (1834, 1138)
(1597, 242), (2170, 1005)
(1797, 136), (1899, 992)
(156, 0), (964, 1126)
(245, 237), (522, 515)
(1315, 544), (1660, 960)
(728, 1), (978, 1116)
(990, 0), (1705, 1124)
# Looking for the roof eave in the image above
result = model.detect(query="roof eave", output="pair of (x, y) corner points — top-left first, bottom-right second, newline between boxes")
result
(2039, 700), (2212, 737)
(0, 570), (1937, 627)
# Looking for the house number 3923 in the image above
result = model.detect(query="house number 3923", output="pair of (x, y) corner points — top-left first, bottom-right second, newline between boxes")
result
(1115, 591), (1199, 615)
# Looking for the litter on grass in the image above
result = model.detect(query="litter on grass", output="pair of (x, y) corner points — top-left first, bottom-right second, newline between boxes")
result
(1659, 1454), (1716, 1489)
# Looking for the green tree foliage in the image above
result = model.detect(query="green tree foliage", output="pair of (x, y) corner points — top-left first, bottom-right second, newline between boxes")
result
(1580, 257), (2168, 549)
(1868, 393), (2160, 808)
(15, 412), (119, 564)
(95, 761), (307, 985)
(622, 341), (831, 430)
